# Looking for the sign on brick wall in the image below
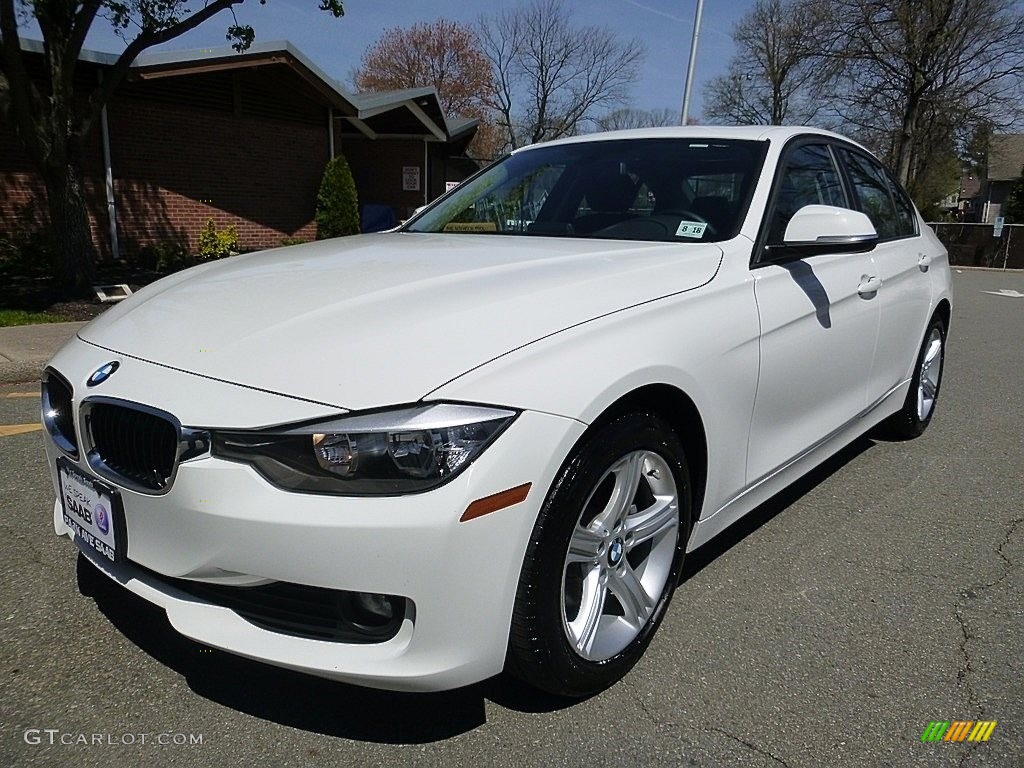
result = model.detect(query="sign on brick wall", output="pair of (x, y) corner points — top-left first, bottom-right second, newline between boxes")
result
(402, 166), (421, 192)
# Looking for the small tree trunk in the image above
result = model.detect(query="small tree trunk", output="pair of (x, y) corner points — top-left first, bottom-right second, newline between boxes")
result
(771, 84), (784, 125)
(42, 161), (96, 295)
(895, 124), (915, 187)
(895, 88), (921, 187)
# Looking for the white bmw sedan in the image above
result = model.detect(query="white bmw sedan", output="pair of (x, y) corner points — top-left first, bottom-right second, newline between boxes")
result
(41, 126), (951, 697)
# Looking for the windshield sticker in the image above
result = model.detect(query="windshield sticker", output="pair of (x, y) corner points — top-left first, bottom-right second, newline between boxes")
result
(443, 222), (498, 233)
(675, 221), (707, 239)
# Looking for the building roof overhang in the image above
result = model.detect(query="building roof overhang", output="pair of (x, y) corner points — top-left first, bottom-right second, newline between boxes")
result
(18, 38), (477, 143)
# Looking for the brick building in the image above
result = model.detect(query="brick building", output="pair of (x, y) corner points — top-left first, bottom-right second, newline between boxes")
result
(0, 40), (479, 259)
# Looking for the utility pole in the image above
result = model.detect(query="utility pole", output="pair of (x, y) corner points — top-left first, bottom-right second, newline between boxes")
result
(680, 0), (705, 125)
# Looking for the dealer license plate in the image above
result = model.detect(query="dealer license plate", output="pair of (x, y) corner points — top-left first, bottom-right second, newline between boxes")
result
(57, 458), (124, 564)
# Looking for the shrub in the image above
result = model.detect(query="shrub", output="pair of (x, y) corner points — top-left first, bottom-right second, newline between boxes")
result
(139, 241), (193, 274)
(0, 199), (53, 277)
(0, 229), (53, 276)
(1004, 172), (1024, 224)
(280, 235), (310, 247)
(315, 154), (360, 239)
(197, 219), (240, 260)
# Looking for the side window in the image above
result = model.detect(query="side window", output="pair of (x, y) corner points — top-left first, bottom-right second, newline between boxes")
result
(768, 143), (847, 244)
(838, 149), (900, 239)
(884, 172), (918, 238)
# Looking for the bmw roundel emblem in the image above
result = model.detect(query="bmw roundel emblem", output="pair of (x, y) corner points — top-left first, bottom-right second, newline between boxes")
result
(87, 361), (120, 387)
(608, 538), (624, 566)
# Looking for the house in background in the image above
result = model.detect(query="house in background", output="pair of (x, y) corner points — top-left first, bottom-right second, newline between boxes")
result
(978, 133), (1024, 223)
(938, 173), (981, 219)
(0, 40), (479, 260)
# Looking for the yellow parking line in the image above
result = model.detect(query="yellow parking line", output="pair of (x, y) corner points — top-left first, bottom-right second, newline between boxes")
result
(0, 423), (42, 437)
(2, 392), (36, 399)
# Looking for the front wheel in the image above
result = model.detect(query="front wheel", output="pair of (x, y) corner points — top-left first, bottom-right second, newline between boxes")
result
(506, 412), (691, 697)
(878, 316), (946, 439)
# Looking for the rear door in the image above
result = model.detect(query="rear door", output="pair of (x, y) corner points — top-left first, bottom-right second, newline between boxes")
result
(747, 140), (881, 482)
(835, 147), (934, 398)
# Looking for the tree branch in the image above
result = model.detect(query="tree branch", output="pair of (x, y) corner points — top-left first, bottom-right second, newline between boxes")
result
(68, 0), (103, 66)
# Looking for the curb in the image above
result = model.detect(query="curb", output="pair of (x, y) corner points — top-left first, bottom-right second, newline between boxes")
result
(0, 360), (46, 386)
(0, 321), (86, 386)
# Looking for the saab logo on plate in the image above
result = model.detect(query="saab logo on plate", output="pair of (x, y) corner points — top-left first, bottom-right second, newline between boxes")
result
(87, 361), (119, 387)
(94, 503), (110, 535)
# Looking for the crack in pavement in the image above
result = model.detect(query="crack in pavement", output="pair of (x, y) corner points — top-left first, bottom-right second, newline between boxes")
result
(621, 680), (677, 731)
(623, 682), (792, 766)
(706, 726), (792, 767)
(951, 516), (1022, 767)
(992, 517), (1021, 575)
(953, 597), (979, 712)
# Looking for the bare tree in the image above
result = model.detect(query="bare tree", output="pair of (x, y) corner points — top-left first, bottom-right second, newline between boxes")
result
(703, 0), (829, 126)
(828, 0), (1024, 188)
(0, 0), (345, 291)
(478, 0), (644, 150)
(595, 107), (677, 131)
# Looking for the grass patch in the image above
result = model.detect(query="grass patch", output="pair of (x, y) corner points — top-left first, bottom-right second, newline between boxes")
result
(0, 309), (69, 327)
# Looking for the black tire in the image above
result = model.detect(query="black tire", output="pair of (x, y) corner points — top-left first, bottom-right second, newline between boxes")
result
(506, 412), (691, 697)
(877, 315), (946, 440)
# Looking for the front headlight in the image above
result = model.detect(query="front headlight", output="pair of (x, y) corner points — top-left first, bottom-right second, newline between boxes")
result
(211, 403), (517, 496)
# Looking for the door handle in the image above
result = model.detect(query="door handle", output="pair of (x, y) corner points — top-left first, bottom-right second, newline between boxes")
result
(857, 275), (882, 298)
(918, 253), (932, 272)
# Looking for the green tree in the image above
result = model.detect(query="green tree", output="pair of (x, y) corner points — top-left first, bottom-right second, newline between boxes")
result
(1004, 172), (1024, 224)
(0, 0), (345, 293)
(962, 121), (993, 179)
(315, 154), (360, 239)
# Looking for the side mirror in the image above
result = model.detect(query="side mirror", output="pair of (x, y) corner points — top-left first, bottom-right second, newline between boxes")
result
(765, 205), (878, 261)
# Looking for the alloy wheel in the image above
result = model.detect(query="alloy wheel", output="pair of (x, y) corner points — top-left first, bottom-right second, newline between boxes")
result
(561, 450), (680, 661)
(916, 327), (943, 421)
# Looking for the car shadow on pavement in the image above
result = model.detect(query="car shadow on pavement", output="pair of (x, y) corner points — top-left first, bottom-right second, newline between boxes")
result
(77, 554), (575, 744)
(681, 435), (875, 581)
(77, 435), (873, 743)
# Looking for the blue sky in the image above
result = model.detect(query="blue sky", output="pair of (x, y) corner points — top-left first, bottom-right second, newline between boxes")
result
(26, 0), (755, 119)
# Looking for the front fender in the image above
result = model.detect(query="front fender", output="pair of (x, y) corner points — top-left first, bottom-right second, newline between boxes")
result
(427, 263), (761, 522)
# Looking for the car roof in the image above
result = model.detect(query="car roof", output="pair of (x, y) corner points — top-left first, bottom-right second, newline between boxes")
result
(514, 125), (868, 153)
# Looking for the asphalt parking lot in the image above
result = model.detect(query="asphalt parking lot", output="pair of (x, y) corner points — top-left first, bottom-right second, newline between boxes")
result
(1, 268), (1021, 768)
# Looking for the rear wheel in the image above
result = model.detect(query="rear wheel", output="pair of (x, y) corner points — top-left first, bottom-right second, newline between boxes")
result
(878, 316), (946, 439)
(506, 412), (690, 697)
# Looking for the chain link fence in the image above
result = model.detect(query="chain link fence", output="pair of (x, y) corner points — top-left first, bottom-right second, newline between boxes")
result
(927, 222), (1023, 269)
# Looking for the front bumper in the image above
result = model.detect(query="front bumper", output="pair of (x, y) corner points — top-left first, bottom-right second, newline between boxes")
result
(44, 337), (586, 691)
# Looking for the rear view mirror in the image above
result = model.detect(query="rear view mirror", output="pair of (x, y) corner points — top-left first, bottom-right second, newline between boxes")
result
(766, 205), (878, 261)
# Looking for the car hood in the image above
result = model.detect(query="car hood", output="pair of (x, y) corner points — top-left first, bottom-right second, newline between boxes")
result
(79, 233), (722, 411)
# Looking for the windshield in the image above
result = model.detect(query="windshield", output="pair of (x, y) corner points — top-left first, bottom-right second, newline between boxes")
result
(406, 138), (768, 243)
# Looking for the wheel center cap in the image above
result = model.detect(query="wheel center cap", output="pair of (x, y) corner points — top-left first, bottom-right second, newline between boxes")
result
(608, 538), (624, 566)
